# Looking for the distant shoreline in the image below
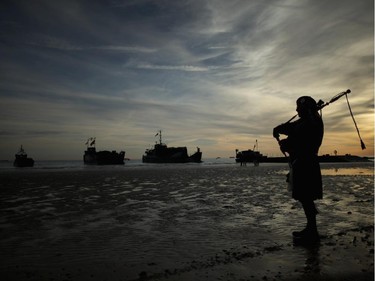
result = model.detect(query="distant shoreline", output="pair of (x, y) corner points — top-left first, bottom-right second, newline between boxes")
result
(0, 155), (372, 164)
(263, 154), (372, 163)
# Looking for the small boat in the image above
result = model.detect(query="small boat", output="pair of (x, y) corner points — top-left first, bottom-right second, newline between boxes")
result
(142, 131), (202, 163)
(14, 145), (34, 167)
(235, 140), (267, 165)
(83, 138), (125, 165)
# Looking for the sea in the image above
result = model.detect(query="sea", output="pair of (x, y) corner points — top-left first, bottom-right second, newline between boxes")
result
(0, 157), (373, 176)
(1, 158), (233, 169)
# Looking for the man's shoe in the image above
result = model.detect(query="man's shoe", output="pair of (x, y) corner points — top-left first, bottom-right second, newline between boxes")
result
(292, 228), (309, 237)
(293, 228), (319, 239)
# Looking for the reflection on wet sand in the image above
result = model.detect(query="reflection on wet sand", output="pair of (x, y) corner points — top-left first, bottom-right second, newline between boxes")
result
(293, 238), (321, 279)
(0, 163), (373, 280)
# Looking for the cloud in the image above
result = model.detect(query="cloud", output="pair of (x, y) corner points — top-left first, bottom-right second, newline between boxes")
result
(27, 37), (158, 54)
(0, 0), (373, 159)
(124, 61), (212, 72)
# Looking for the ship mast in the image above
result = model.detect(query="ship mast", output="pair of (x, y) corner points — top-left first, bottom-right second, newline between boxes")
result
(253, 139), (258, 151)
(155, 130), (162, 145)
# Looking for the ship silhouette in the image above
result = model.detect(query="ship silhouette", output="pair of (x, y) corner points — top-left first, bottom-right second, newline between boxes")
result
(142, 131), (202, 163)
(83, 138), (125, 165)
(14, 145), (34, 167)
(235, 140), (267, 165)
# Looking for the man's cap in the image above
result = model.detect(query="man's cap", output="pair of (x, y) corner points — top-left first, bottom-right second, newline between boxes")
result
(297, 96), (317, 110)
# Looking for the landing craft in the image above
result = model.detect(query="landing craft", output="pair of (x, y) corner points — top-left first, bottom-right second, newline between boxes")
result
(83, 137), (125, 165)
(14, 145), (34, 167)
(235, 140), (267, 166)
(142, 130), (202, 163)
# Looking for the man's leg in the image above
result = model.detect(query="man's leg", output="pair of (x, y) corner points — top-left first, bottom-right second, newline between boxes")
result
(293, 200), (319, 238)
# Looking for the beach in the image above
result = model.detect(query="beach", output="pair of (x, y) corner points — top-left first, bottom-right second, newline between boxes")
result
(0, 162), (373, 281)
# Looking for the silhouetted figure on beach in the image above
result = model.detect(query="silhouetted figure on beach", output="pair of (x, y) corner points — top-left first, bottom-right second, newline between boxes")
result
(273, 96), (324, 242)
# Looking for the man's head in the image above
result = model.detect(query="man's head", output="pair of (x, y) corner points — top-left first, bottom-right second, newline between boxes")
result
(296, 96), (317, 117)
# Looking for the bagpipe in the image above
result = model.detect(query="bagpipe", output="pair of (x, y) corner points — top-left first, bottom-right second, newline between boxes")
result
(273, 89), (366, 157)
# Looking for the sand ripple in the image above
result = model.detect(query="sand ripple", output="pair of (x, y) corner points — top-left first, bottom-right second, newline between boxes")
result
(0, 163), (373, 280)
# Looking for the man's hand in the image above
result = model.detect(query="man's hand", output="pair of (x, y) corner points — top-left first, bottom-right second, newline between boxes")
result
(273, 126), (281, 139)
(279, 138), (291, 154)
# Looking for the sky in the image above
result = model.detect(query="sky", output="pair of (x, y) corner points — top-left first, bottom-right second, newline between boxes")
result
(0, 0), (373, 160)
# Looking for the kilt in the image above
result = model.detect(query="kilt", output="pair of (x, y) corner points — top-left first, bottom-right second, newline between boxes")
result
(290, 156), (322, 201)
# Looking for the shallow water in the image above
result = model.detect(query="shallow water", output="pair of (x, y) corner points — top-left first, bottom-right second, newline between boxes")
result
(0, 162), (373, 280)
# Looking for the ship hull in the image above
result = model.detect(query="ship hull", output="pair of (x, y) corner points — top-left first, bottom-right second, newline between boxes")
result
(13, 157), (34, 167)
(235, 150), (266, 164)
(84, 149), (125, 165)
(143, 146), (202, 163)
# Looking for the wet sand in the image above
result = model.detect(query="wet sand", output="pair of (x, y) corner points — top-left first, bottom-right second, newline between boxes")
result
(0, 163), (373, 280)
